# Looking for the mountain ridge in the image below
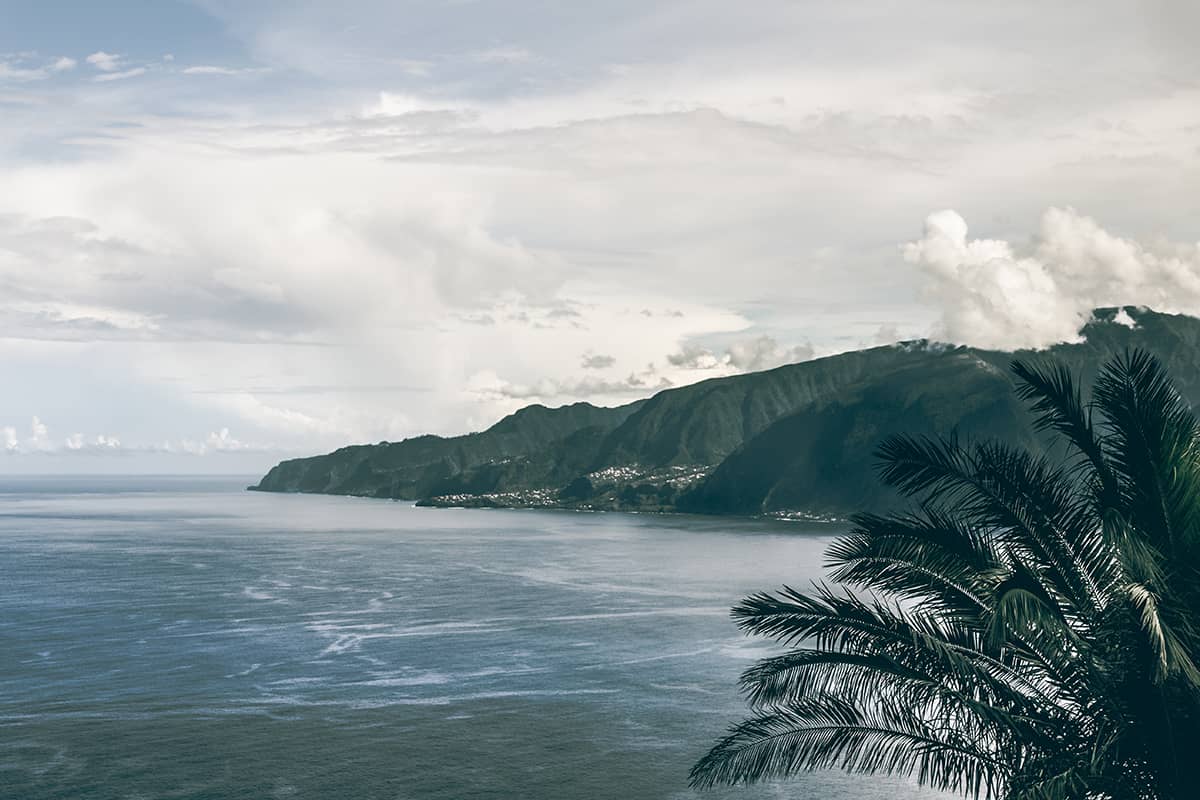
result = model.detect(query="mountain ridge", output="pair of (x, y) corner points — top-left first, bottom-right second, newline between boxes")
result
(251, 307), (1200, 518)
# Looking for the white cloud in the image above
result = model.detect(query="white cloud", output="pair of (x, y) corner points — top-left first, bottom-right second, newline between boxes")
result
(467, 368), (672, 402)
(580, 353), (616, 369)
(666, 343), (724, 370)
(668, 335), (813, 372)
(2, 416), (72, 454)
(472, 46), (534, 64)
(182, 65), (238, 75)
(2, 415), (281, 457)
(0, 55), (77, 81)
(727, 336), (815, 371)
(62, 432), (121, 452)
(30, 416), (48, 446)
(873, 323), (901, 344)
(94, 66), (147, 82)
(904, 208), (1200, 349)
(182, 65), (264, 76)
(206, 427), (243, 450)
(4, 1), (1200, 465)
(175, 428), (271, 455)
(0, 61), (44, 81)
(399, 59), (433, 78)
(1113, 308), (1137, 329)
(85, 51), (122, 72)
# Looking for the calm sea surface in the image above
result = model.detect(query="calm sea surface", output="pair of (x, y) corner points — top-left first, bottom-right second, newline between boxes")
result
(0, 476), (941, 800)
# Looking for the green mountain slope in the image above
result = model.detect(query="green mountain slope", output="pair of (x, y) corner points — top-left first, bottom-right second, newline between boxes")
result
(252, 307), (1200, 518)
(251, 400), (643, 498)
(677, 349), (1029, 515)
(682, 307), (1200, 515)
(591, 346), (927, 468)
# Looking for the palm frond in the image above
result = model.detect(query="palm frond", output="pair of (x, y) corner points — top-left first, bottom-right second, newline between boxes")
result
(829, 510), (1000, 619)
(696, 349), (1200, 800)
(968, 441), (1109, 620)
(875, 432), (976, 501)
(1010, 358), (1114, 502)
(1093, 349), (1200, 558)
(739, 647), (1064, 744)
(1124, 582), (1200, 685)
(733, 584), (1066, 709)
(689, 696), (1006, 798)
(987, 562), (1072, 651)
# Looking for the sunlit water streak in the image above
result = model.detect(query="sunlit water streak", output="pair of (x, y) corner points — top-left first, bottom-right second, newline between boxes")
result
(0, 476), (946, 799)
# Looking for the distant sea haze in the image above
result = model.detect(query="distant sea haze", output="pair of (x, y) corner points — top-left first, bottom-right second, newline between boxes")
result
(0, 476), (947, 799)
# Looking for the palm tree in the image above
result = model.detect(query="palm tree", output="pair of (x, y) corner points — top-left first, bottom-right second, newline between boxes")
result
(691, 350), (1200, 800)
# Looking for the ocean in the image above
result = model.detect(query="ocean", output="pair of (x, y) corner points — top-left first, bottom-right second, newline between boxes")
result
(0, 476), (939, 799)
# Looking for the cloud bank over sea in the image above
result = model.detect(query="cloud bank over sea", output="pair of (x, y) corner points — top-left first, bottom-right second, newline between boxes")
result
(3, 1), (1200, 468)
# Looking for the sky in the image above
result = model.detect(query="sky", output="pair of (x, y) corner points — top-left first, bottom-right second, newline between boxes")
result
(3, 0), (1200, 473)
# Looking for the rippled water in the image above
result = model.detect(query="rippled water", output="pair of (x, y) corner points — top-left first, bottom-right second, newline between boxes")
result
(0, 476), (941, 799)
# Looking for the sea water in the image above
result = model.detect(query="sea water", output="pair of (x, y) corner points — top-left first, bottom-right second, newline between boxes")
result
(0, 476), (941, 799)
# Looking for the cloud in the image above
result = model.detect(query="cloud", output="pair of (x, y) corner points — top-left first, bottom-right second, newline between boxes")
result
(0, 61), (45, 82)
(30, 416), (48, 446)
(873, 323), (901, 344)
(85, 51), (122, 72)
(0, 166), (562, 345)
(904, 207), (1200, 349)
(2, 415), (281, 457)
(399, 60), (433, 77)
(1, 416), (109, 454)
(467, 369), (672, 402)
(6, 1), (1200, 460)
(727, 336), (815, 371)
(667, 343), (723, 370)
(64, 432), (121, 452)
(0, 416), (60, 454)
(472, 46), (534, 64)
(0, 55), (77, 81)
(182, 65), (265, 76)
(175, 428), (270, 455)
(581, 353), (616, 369)
(668, 335), (814, 372)
(94, 67), (147, 82)
(0, 134), (747, 451)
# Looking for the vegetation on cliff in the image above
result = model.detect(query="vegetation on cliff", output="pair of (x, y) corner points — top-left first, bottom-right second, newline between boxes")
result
(252, 308), (1200, 518)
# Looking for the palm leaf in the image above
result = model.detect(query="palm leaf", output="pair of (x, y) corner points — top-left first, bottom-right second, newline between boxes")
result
(696, 349), (1200, 799)
(689, 696), (1005, 798)
(1010, 358), (1114, 502)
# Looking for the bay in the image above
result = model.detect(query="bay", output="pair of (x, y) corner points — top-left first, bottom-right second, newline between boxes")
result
(0, 476), (940, 800)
